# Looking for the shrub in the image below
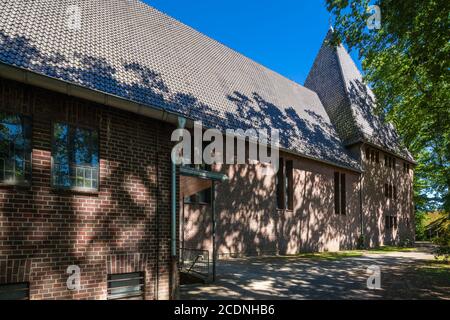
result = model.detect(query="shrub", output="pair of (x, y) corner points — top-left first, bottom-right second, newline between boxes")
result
(432, 213), (450, 262)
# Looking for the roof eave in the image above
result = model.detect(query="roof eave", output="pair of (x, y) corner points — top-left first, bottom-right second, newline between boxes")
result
(344, 138), (417, 165)
(0, 62), (193, 128)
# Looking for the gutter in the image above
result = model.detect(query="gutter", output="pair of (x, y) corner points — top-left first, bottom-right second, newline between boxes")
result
(345, 138), (417, 165)
(0, 62), (190, 129)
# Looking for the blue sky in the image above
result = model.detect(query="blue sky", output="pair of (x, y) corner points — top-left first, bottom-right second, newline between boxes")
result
(145, 0), (362, 85)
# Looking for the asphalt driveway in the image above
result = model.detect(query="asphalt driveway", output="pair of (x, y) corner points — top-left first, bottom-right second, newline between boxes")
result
(180, 250), (449, 300)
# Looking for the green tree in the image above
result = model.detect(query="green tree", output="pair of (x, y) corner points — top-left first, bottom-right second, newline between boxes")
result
(326, 0), (450, 212)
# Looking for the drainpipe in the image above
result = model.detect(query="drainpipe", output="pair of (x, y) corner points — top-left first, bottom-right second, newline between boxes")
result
(359, 143), (365, 248)
(172, 116), (186, 256)
(211, 181), (216, 282)
(170, 116), (186, 299)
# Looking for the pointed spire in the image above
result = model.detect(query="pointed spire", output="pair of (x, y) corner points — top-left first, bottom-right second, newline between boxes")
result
(305, 29), (414, 161)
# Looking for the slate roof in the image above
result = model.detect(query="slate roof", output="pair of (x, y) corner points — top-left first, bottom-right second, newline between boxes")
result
(0, 0), (361, 170)
(305, 30), (414, 162)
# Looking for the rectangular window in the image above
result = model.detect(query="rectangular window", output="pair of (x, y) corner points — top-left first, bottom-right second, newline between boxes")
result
(385, 215), (391, 229)
(384, 183), (389, 197)
(0, 282), (29, 300)
(403, 162), (410, 173)
(107, 272), (144, 300)
(340, 173), (346, 215)
(285, 160), (293, 210)
(385, 216), (397, 230)
(0, 112), (32, 185)
(334, 172), (340, 215)
(276, 158), (285, 210)
(334, 172), (346, 215)
(52, 123), (99, 191)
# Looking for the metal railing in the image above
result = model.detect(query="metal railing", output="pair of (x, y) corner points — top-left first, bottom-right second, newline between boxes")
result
(179, 248), (210, 280)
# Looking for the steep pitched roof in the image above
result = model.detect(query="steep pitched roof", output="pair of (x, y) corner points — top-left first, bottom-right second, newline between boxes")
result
(305, 30), (414, 162)
(0, 0), (360, 170)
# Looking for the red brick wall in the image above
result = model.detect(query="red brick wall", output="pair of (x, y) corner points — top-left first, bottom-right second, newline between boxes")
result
(0, 78), (176, 300)
(358, 144), (415, 247)
(212, 157), (361, 257)
(183, 155), (362, 258)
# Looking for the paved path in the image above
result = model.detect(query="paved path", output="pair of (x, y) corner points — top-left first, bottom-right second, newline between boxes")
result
(180, 250), (448, 300)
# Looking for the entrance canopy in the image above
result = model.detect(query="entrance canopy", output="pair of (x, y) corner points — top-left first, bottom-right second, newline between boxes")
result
(179, 166), (227, 283)
(180, 166), (228, 198)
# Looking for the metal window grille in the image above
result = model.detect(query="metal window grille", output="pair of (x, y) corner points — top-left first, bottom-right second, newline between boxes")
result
(0, 282), (29, 300)
(107, 272), (145, 300)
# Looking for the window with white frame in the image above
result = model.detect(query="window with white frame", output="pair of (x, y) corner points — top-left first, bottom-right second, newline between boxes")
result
(52, 123), (99, 190)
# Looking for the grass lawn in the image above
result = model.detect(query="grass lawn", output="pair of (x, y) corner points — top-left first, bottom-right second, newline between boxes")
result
(418, 259), (450, 275)
(365, 245), (418, 253)
(267, 246), (419, 261)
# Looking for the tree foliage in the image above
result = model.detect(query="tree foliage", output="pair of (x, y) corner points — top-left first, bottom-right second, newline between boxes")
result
(326, 0), (450, 212)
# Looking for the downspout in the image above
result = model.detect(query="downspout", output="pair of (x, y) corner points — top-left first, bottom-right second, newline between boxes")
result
(172, 116), (186, 256)
(154, 123), (161, 300)
(170, 116), (186, 299)
(211, 181), (216, 282)
(359, 143), (365, 248)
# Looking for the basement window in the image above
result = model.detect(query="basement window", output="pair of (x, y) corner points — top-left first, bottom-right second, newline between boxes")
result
(107, 272), (144, 300)
(0, 282), (30, 300)
(0, 112), (32, 185)
(52, 123), (99, 191)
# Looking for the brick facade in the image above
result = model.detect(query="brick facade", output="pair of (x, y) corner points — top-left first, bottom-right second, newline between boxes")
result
(0, 77), (415, 300)
(360, 144), (415, 247)
(183, 155), (362, 258)
(183, 151), (415, 257)
(0, 78), (176, 299)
